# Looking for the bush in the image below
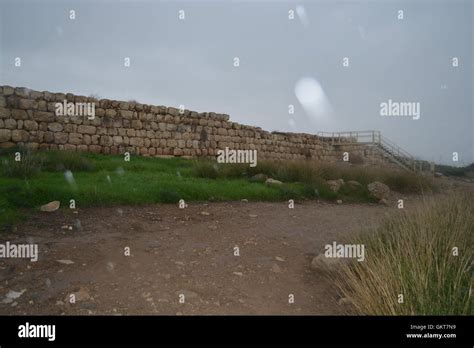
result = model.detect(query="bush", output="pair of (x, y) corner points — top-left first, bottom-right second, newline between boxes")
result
(192, 159), (434, 195)
(333, 193), (473, 315)
(382, 172), (432, 194)
(277, 184), (300, 200)
(41, 150), (95, 172)
(193, 160), (219, 179)
(1, 148), (43, 178)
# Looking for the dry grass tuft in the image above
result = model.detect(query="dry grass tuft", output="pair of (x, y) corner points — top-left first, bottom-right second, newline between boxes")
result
(333, 193), (473, 315)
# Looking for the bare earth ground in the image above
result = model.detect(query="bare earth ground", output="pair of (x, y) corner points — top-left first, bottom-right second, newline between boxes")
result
(1, 197), (420, 316)
(2, 177), (473, 316)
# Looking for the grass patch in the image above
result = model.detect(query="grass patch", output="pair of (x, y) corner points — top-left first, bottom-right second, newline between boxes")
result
(40, 150), (95, 172)
(1, 147), (43, 179)
(0, 150), (434, 230)
(333, 193), (473, 315)
(435, 163), (474, 178)
(195, 158), (434, 195)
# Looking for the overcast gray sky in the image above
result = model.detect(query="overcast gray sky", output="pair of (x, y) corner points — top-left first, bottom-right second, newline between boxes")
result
(1, 0), (472, 165)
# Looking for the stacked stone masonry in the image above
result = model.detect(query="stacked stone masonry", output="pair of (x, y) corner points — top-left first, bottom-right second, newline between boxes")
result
(0, 86), (389, 164)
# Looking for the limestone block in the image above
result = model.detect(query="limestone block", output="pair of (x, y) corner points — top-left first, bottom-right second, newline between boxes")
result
(54, 132), (68, 144)
(0, 129), (11, 142)
(78, 125), (96, 135)
(18, 98), (37, 110)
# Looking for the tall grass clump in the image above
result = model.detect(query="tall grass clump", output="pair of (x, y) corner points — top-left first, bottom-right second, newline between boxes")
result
(193, 158), (434, 194)
(40, 150), (95, 172)
(333, 193), (473, 315)
(1, 147), (43, 178)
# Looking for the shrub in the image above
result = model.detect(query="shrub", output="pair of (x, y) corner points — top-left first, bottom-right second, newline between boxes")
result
(333, 193), (473, 315)
(1, 148), (43, 178)
(41, 150), (95, 172)
(192, 159), (434, 195)
(193, 160), (219, 179)
(382, 172), (432, 194)
(277, 184), (300, 200)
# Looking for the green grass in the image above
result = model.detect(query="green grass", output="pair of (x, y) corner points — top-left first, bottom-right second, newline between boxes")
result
(435, 163), (474, 178)
(194, 158), (434, 195)
(333, 193), (473, 315)
(0, 149), (434, 230)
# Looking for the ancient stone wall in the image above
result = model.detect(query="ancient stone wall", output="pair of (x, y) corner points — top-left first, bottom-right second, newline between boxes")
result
(0, 86), (388, 165)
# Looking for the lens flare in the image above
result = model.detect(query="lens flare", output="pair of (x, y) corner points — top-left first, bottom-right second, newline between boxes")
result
(294, 77), (333, 122)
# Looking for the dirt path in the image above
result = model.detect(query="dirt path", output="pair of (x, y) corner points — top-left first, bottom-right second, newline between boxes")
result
(0, 200), (409, 315)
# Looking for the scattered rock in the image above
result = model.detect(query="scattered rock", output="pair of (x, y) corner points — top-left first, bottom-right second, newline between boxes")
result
(275, 256), (285, 262)
(233, 272), (243, 276)
(434, 172), (443, 178)
(40, 201), (60, 212)
(327, 179), (344, 193)
(379, 198), (389, 206)
(141, 292), (151, 299)
(271, 264), (282, 273)
(200, 211), (210, 216)
(265, 178), (283, 186)
(241, 199), (248, 202)
(347, 180), (362, 187)
(367, 181), (390, 200)
(346, 180), (362, 192)
(67, 287), (90, 302)
(106, 262), (115, 272)
(73, 219), (82, 230)
(338, 297), (353, 305)
(175, 290), (198, 299)
(250, 173), (268, 183)
(56, 260), (74, 265)
(1, 289), (26, 304)
(336, 200), (343, 204)
(310, 254), (344, 273)
(249, 214), (258, 218)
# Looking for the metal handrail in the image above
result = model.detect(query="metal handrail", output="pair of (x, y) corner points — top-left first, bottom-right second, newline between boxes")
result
(316, 130), (424, 171)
